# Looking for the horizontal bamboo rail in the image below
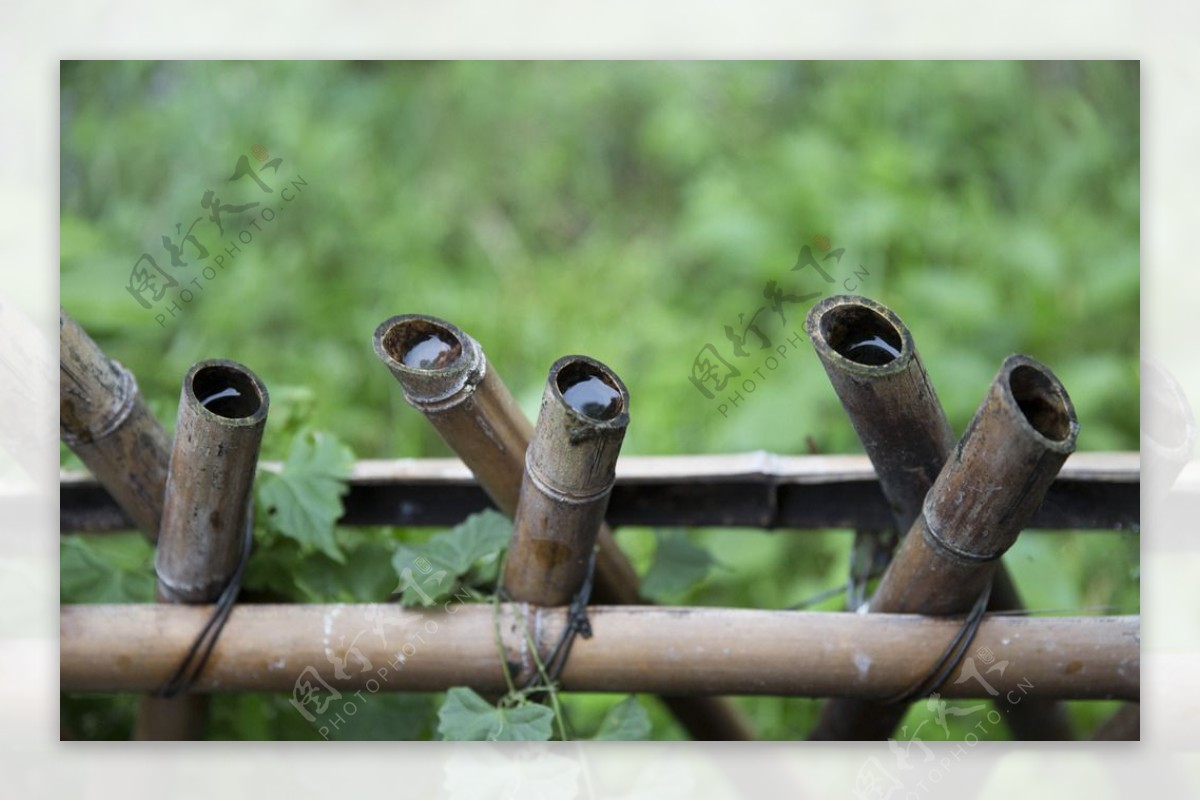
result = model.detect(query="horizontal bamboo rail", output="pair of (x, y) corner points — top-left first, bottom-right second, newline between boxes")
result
(60, 451), (1139, 534)
(61, 604), (1139, 700)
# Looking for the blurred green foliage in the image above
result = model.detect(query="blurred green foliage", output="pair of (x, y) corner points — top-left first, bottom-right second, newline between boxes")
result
(60, 61), (1139, 741)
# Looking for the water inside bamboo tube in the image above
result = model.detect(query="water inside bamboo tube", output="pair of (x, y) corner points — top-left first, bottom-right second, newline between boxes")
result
(844, 335), (901, 366)
(402, 332), (458, 370)
(562, 375), (622, 420)
(199, 387), (243, 417)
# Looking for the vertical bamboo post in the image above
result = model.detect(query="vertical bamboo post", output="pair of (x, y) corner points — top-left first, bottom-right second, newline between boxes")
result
(503, 356), (629, 605)
(809, 354), (1078, 740)
(373, 314), (756, 740)
(59, 308), (171, 541)
(805, 296), (1073, 739)
(134, 359), (269, 740)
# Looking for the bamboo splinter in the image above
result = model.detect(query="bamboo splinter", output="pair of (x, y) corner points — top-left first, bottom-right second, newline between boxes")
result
(810, 353), (1079, 740)
(135, 359), (269, 740)
(373, 314), (756, 740)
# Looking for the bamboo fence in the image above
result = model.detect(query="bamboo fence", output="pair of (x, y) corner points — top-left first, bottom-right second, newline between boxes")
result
(58, 306), (1142, 741)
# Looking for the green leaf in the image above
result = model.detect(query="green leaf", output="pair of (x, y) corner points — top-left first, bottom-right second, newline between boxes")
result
(257, 431), (354, 563)
(60, 533), (155, 604)
(641, 529), (717, 601)
(391, 510), (512, 605)
(327, 693), (435, 740)
(292, 541), (399, 603)
(437, 687), (553, 741)
(592, 696), (652, 740)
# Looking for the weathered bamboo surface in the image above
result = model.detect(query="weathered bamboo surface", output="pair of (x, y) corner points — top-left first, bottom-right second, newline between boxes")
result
(154, 359), (268, 603)
(59, 308), (171, 541)
(60, 604), (1140, 700)
(805, 295), (955, 530)
(60, 451), (1139, 533)
(504, 355), (630, 606)
(135, 358), (269, 741)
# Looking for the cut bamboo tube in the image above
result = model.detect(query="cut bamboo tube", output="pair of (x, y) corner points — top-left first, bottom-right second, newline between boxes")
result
(504, 356), (629, 606)
(806, 296), (1073, 740)
(373, 314), (755, 740)
(154, 359), (269, 603)
(805, 295), (954, 530)
(135, 359), (269, 741)
(60, 604), (1140, 702)
(810, 353), (1079, 740)
(373, 315), (532, 513)
(59, 308), (171, 541)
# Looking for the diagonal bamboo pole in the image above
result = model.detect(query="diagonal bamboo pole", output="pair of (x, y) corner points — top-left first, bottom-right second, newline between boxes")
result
(808, 352), (1079, 740)
(373, 314), (756, 740)
(59, 308), (171, 541)
(805, 295), (1076, 740)
(133, 359), (269, 740)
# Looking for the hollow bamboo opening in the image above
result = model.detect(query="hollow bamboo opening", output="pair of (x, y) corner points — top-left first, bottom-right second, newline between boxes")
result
(1009, 363), (1072, 442)
(190, 363), (266, 420)
(379, 317), (465, 372)
(819, 303), (905, 367)
(554, 359), (626, 422)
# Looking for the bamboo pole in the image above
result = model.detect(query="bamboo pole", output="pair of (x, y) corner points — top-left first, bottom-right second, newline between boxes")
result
(60, 604), (1140, 702)
(134, 359), (269, 740)
(810, 353), (1080, 740)
(806, 295), (1075, 739)
(373, 314), (756, 740)
(154, 359), (269, 603)
(504, 356), (629, 606)
(59, 308), (171, 541)
(805, 295), (954, 530)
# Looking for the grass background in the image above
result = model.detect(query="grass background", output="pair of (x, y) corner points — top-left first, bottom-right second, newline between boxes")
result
(60, 61), (1139, 740)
